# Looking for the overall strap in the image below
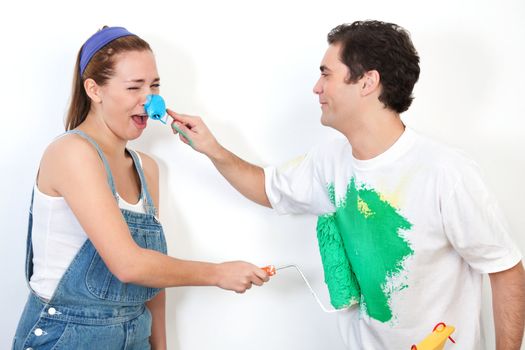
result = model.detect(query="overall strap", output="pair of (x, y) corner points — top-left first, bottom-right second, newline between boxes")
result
(25, 189), (35, 282)
(66, 130), (118, 199)
(127, 149), (157, 216)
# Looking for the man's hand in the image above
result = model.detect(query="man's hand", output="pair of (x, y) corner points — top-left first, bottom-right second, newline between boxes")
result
(167, 109), (223, 159)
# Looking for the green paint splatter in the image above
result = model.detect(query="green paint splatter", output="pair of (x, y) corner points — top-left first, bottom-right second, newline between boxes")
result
(316, 178), (413, 322)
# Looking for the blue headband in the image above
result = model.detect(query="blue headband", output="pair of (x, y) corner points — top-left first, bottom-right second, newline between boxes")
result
(79, 26), (135, 76)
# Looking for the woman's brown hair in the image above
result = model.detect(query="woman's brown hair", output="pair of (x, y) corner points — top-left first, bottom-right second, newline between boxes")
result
(65, 32), (151, 130)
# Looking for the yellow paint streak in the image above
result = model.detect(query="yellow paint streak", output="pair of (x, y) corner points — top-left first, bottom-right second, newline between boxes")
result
(278, 155), (306, 172)
(357, 196), (373, 218)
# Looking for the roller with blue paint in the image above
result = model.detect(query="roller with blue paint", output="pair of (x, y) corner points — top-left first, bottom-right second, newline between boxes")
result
(144, 94), (168, 123)
(144, 94), (194, 147)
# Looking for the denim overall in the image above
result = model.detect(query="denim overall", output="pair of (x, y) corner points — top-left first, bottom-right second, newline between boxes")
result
(13, 130), (167, 350)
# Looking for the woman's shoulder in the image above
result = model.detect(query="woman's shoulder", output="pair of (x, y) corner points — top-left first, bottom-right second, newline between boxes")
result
(37, 133), (108, 196)
(42, 133), (101, 166)
(39, 133), (108, 184)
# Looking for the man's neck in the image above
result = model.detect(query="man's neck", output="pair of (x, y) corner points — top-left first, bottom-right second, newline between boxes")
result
(342, 109), (406, 160)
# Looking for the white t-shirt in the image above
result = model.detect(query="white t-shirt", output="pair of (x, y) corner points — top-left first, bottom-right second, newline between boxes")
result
(264, 128), (521, 350)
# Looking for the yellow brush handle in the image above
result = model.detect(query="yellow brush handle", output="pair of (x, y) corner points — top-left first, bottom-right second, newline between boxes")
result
(411, 323), (455, 350)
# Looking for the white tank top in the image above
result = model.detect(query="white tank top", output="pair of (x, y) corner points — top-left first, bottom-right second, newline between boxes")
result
(29, 153), (147, 300)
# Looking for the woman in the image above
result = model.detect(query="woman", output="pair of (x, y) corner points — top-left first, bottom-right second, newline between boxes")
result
(12, 26), (269, 350)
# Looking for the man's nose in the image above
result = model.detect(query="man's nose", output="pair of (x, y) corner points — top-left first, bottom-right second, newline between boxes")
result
(313, 78), (322, 95)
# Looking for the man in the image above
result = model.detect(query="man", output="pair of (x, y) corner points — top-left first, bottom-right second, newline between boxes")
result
(168, 20), (525, 349)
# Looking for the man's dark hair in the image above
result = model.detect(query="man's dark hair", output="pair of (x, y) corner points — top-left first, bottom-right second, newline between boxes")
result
(327, 20), (420, 113)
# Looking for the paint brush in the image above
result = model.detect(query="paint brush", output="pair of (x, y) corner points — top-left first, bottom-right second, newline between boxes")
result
(171, 122), (194, 148)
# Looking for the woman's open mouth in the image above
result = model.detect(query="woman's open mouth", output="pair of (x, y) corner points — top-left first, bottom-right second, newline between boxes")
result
(131, 114), (148, 129)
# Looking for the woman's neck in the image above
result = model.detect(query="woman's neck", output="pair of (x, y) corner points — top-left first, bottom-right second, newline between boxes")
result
(76, 114), (128, 159)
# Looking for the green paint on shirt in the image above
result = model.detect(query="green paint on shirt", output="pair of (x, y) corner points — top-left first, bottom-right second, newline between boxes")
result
(316, 178), (413, 322)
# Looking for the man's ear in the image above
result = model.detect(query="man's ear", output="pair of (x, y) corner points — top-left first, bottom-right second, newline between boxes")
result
(360, 70), (380, 96)
(84, 78), (102, 104)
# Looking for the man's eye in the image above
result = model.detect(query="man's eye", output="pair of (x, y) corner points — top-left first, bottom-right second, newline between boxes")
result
(127, 87), (140, 90)
(151, 84), (161, 88)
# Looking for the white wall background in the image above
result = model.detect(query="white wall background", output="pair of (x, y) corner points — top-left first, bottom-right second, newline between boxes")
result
(1, 0), (524, 349)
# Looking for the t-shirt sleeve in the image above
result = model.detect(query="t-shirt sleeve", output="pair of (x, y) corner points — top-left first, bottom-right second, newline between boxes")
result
(441, 160), (522, 274)
(263, 145), (335, 216)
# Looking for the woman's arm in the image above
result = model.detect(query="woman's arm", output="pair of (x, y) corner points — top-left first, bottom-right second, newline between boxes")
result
(146, 290), (167, 350)
(142, 153), (166, 350)
(39, 135), (268, 292)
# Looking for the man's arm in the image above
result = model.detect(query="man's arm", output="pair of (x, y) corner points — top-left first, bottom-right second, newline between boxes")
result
(209, 145), (270, 207)
(489, 261), (525, 350)
(168, 109), (271, 207)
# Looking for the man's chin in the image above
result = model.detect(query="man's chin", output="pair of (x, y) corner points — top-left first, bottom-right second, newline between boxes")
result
(320, 114), (331, 127)
(320, 115), (343, 134)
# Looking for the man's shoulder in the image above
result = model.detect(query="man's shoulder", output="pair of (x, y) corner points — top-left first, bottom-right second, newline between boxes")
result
(412, 130), (475, 165)
(410, 130), (482, 181)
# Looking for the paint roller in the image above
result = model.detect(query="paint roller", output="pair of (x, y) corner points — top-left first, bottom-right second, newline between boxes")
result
(316, 214), (361, 309)
(261, 264), (348, 313)
(260, 214), (360, 313)
(144, 94), (194, 147)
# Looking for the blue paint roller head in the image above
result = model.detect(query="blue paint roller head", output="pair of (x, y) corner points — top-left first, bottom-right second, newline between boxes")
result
(145, 94), (195, 147)
(144, 94), (168, 124)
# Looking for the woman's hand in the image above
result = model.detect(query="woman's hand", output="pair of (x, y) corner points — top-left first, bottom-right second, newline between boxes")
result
(214, 261), (270, 293)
